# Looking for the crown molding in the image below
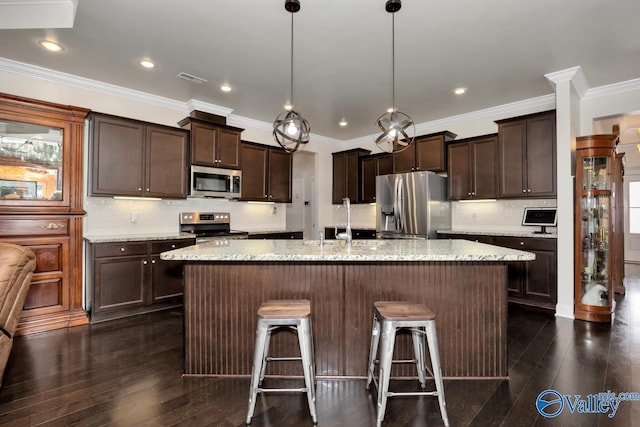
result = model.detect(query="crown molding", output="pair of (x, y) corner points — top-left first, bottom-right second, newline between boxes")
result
(185, 99), (233, 117)
(227, 114), (343, 146)
(344, 94), (556, 147)
(545, 66), (589, 98)
(583, 77), (640, 101)
(0, 0), (77, 29)
(0, 57), (186, 111)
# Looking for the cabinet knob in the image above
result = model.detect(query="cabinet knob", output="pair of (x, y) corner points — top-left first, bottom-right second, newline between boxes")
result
(120, 247), (125, 252)
(522, 189), (526, 193)
(151, 260), (156, 264)
(373, 196), (376, 200)
(519, 241), (524, 246)
(472, 192), (475, 196)
(416, 167), (420, 170)
(527, 189), (531, 192)
(171, 244), (176, 248)
(146, 188), (150, 192)
(468, 192), (472, 196)
(138, 187), (142, 191)
(143, 260), (148, 265)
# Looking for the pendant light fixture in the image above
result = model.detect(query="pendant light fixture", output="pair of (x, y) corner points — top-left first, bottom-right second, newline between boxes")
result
(375, 0), (415, 153)
(273, 0), (310, 154)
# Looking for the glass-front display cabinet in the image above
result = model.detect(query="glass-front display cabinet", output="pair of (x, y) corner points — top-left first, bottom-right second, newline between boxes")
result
(574, 134), (621, 322)
(0, 93), (90, 335)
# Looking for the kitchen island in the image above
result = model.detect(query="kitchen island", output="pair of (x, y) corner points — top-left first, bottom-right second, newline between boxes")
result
(161, 239), (534, 379)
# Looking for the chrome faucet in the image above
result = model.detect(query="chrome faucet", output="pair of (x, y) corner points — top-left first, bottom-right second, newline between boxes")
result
(335, 197), (352, 245)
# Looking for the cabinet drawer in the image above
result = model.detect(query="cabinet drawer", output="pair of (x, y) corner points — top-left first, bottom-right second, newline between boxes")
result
(492, 236), (556, 251)
(150, 239), (194, 254)
(93, 242), (148, 258)
(0, 218), (70, 236)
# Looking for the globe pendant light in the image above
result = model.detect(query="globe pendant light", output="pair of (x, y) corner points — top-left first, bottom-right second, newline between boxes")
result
(375, 0), (415, 153)
(273, 0), (310, 153)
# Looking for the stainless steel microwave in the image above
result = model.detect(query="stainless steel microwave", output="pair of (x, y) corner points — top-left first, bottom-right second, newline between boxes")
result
(189, 165), (241, 198)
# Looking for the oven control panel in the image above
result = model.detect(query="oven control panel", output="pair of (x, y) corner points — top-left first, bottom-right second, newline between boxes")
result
(180, 212), (231, 225)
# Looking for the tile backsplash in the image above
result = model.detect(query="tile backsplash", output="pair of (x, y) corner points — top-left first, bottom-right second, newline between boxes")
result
(452, 198), (557, 232)
(83, 197), (286, 235)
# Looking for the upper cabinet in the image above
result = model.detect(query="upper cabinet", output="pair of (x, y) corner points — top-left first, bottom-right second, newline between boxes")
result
(360, 153), (393, 203)
(496, 111), (556, 198)
(89, 113), (188, 199)
(240, 141), (292, 203)
(393, 131), (457, 173)
(448, 134), (499, 201)
(332, 148), (370, 204)
(0, 93), (88, 213)
(178, 117), (242, 169)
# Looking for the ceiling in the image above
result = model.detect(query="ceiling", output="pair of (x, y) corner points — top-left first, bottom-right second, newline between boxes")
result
(1, 0), (640, 142)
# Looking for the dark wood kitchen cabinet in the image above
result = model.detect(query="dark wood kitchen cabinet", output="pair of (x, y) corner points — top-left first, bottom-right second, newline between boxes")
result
(439, 233), (557, 310)
(0, 93), (90, 336)
(89, 113), (188, 199)
(447, 134), (499, 200)
(240, 141), (292, 202)
(88, 238), (194, 322)
(493, 236), (557, 309)
(332, 148), (370, 204)
(179, 117), (242, 169)
(393, 131), (457, 173)
(497, 110), (556, 198)
(360, 153), (393, 203)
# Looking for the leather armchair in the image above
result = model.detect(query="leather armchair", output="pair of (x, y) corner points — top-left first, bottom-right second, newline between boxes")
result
(0, 243), (36, 386)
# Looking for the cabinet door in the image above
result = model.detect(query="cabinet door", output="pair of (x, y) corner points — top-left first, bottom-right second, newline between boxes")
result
(393, 145), (415, 173)
(190, 122), (217, 166)
(90, 114), (144, 196)
(145, 125), (188, 198)
(346, 152), (359, 202)
(150, 255), (184, 302)
(378, 154), (393, 175)
(332, 153), (347, 204)
(217, 128), (241, 169)
(471, 136), (499, 199)
(268, 148), (292, 202)
(360, 156), (377, 203)
(526, 114), (556, 197)
(93, 255), (147, 314)
(498, 119), (526, 198)
(524, 249), (556, 303)
(240, 143), (268, 201)
(416, 135), (445, 172)
(448, 142), (471, 200)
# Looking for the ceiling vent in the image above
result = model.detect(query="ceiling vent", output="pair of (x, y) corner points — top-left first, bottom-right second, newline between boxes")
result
(177, 72), (207, 85)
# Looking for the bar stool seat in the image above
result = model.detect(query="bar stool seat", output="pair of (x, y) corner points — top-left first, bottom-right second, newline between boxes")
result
(366, 301), (449, 426)
(246, 299), (317, 425)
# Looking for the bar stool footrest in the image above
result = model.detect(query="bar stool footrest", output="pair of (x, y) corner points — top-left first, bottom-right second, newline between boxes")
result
(257, 387), (309, 393)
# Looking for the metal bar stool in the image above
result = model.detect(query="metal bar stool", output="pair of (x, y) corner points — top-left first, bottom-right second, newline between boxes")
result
(366, 301), (449, 426)
(246, 299), (317, 425)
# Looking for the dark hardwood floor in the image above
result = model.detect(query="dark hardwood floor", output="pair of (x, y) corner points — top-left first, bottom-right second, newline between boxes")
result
(1, 266), (639, 426)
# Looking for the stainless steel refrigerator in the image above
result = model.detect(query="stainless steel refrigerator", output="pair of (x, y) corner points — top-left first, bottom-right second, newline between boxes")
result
(376, 171), (451, 239)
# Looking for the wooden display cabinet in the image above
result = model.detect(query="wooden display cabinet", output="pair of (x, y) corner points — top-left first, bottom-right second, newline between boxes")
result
(0, 93), (90, 335)
(574, 134), (622, 322)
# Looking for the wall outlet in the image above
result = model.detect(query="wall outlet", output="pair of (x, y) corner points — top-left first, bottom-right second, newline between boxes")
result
(130, 209), (138, 223)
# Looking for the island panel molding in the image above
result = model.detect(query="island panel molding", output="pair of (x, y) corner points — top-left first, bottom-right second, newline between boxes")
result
(182, 260), (508, 378)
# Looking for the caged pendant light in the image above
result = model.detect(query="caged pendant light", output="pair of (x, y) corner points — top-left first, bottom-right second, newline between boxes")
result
(273, 0), (310, 154)
(375, 0), (415, 153)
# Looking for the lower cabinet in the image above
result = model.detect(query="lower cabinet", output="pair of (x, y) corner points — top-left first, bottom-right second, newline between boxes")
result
(0, 215), (88, 335)
(88, 238), (194, 322)
(324, 227), (377, 240)
(439, 233), (557, 310)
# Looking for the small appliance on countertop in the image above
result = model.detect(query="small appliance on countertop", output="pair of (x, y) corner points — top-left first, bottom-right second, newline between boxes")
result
(179, 212), (248, 243)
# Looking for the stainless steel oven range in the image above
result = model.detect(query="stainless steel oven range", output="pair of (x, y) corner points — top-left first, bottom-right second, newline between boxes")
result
(179, 212), (248, 243)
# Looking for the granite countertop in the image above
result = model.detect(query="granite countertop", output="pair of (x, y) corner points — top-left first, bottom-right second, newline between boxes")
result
(84, 232), (196, 243)
(160, 239), (535, 262)
(437, 229), (558, 239)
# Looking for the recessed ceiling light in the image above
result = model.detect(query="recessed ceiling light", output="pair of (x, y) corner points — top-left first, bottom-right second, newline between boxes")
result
(38, 40), (64, 52)
(139, 59), (155, 69)
(220, 83), (232, 92)
(453, 87), (467, 95)
(283, 103), (293, 111)
(339, 119), (348, 127)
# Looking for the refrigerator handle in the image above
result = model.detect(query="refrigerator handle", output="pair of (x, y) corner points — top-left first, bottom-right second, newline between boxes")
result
(395, 176), (403, 232)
